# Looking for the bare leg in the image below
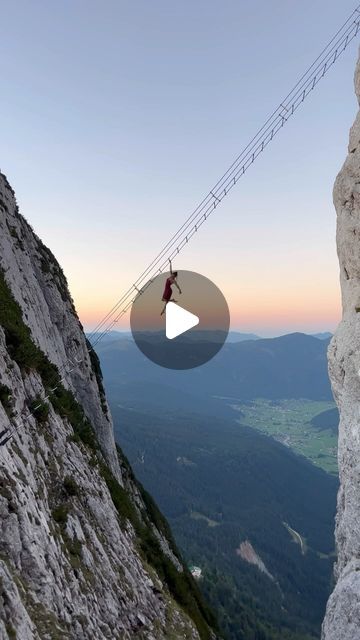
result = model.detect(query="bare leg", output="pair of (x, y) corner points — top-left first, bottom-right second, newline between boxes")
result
(161, 298), (178, 315)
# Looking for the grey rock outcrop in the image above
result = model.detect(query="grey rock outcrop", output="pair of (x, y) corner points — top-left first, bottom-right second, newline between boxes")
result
(0, 172), (121, 483)
(0, 172), (208, 639)
(322, 52), (360, 640)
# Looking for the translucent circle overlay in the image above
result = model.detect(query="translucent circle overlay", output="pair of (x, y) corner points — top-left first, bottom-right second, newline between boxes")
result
(130, 270), (230, 370)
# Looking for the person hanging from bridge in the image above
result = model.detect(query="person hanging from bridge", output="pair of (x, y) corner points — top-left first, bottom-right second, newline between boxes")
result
(160, 260), (182, 315)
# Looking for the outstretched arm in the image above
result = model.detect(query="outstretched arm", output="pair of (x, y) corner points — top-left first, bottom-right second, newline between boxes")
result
(169, 259), (181, 293)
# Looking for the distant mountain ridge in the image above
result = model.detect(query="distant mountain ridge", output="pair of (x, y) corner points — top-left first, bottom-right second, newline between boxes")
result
(311, 407), (339, 433)
(87, 329), (333, 344)
(95, 331), (333, 402)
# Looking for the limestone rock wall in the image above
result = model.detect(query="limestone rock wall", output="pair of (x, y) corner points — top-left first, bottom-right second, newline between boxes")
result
(0, 172), (203, 639)
(322, 52), (360, 640)
(0, 172), (121, 482)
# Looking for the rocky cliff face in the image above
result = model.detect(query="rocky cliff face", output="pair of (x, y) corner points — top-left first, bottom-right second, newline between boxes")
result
(322, 53), (360, 640)
(0, 172), (216, 639)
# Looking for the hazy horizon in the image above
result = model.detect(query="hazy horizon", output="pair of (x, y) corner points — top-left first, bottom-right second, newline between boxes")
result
(86, 327), (334, 339)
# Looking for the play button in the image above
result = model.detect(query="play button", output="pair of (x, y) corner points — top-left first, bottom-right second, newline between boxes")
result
(166, 302), (199, 340)
(130, 270), (230, 370)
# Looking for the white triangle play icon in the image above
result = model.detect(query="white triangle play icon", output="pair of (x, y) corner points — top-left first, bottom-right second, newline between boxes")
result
(165, 302), (199, 340)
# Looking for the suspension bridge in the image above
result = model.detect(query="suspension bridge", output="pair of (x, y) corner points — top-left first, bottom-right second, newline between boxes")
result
(1, 4), (360, 449)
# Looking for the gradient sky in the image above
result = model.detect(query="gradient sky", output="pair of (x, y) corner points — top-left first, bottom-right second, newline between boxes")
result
(1, 0), (359, 336)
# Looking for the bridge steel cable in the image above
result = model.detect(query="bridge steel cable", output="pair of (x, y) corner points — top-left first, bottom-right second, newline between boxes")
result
(88, 4), (360, 348)
(1, 4), (360, 451)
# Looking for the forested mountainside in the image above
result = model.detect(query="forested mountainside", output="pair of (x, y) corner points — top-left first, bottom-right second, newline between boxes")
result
(109, 404), (337, 640)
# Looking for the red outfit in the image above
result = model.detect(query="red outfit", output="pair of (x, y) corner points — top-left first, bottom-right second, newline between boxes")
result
(162, 277), (173, 301)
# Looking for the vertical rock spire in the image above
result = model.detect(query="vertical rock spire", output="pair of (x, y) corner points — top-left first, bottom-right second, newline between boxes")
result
(323, 51), (360, 639)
